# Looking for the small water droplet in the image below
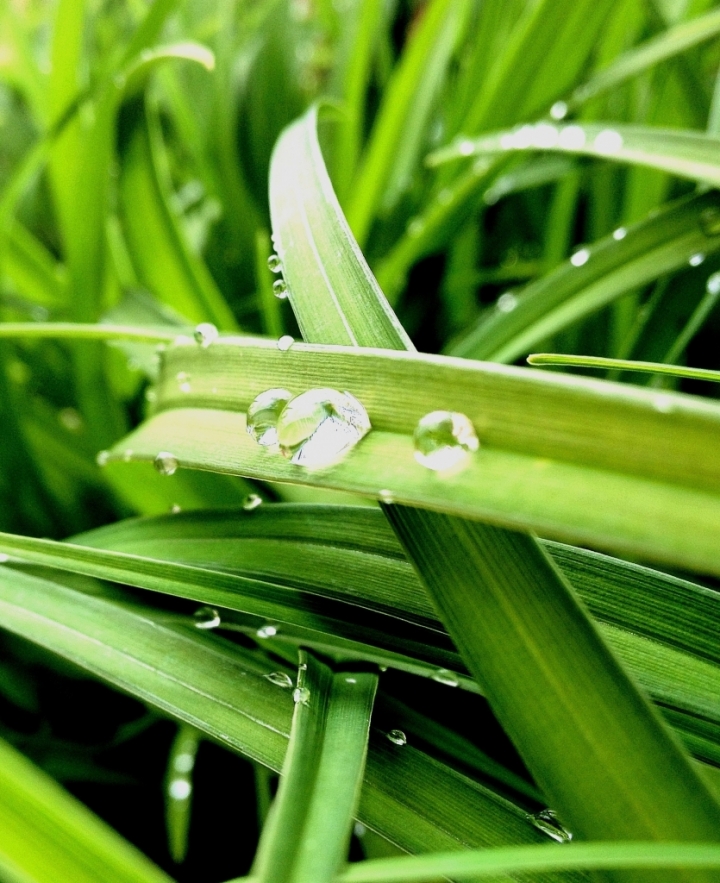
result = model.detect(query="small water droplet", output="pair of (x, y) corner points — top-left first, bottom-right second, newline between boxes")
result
(354, 822), (367, 837)
(378, 665), (388, 672)
(378, 489), (395, 503)
(431, 668), (459, 687)
(550, 101), (568, 121)
(267, 253), (283, 273)
(169, 779), (192, 800)
(247, 388), (293, 447)
(298, 662), (308, 671)
(689, 252), (705, 267)
(242, 493), (263, 511)
(171, 504), (182, 514)
(386, 729), (407, 746)
(193, 323), (218, 348)
(707, 271), (720, 296)
(293, 687), (310, 705)
(265, 671), (293, 688)
(532, 122), (559, 149)
(174, 753), (195, 773)
(193, 606), (220, 629)
(570, 248), (590, 267)
(273, 279), (289, 299)
(496, 292), (518, 313)
(456, 138), (475, 156)
(612, 227), (627, 241)
(558, 125), (586, 150)
(154, 452), (178, 476)
(256, 624), (279, 639)
(652, 394), (674, 414)
(176, 371), (191, 393)
(528, 809), (572, 843)
(0, 553), (9, 564)
(512, 124), (536, 149)
(699, 206), (720, 237)
(276, 388), (372, 469)
(96, 450), (110, 467)
(413, 411), (479, 472)
(593, 128), (623, 153)
(277, 335), (295, 351)
(345, 677), (357, 684)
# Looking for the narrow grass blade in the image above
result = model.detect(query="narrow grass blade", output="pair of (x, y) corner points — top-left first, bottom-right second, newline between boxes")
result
(253, 653), (377, 883)
(5, 222), (68, 310)
(165, 725), (200, 863)
(528, 353), (720, 382)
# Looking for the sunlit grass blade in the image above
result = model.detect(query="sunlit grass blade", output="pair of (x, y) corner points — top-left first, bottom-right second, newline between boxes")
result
(450, 191), (720, 362)
(528, 353), (720, 382)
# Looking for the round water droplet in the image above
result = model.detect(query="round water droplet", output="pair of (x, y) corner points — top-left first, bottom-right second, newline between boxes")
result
(276, 388), (372, 469)
(242, 493), (263, 511)
(550, 100), (568, 121)
(267, 253), (283, 273)
(193, 322), (219, 348)
(699, 206), (720, 237)
(612, 227), (627, 241)
(265, 671), (293, 688)
(154, 452), (178, 476)
(273, 279), (289, 299)
(528, 809), (572, 843)
(256, 623), (278, 639)
(171, 503), (182, 514)
(532, 122), (559, 149)
(174, 753), (195, 773)
(456, 138), (475, 156)
(431, 668), (459, 687)
(652, 394), (674, 414)
(689, 252), (705, 267)
(193, 606), (220, 629)
(413, 411), (479, 472)
(96, 450), (110, 467)
(593, 128), (623, 153)
(570, 248), (590, 267)
(176, 371), (191, 393)
(277, 335), (295, 351)
(707, 271), (720, 296)
(512, 124), (535, 149)
(247, 388), (293, 447)
(354, 822), (367, 838)
(293, 687), (310, 705)
(496, 291), (518, 313)
(558, 125), (586, 150)
(386, 729), (407, 746)
(169, 779), (192, 800)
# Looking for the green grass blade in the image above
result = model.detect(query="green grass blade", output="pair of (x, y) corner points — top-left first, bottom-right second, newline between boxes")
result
(164, 725), (200, 863)
(5, 222), (68, 310)
(253, 653), (377, 883)
(528, 353), (720, 382)
(0, 734), (175, 883)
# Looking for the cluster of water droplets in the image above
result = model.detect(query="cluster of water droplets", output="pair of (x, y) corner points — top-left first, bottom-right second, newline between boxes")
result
(413, 410), (480, 472)
(491, 122), (623, 156)
(527, 808), (573, 843)
(267, 254), (290, 300)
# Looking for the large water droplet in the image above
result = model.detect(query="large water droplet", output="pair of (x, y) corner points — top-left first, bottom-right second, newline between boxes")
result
(247, 388), (293, 447)
(612, 227), (627, 241)
(570, 248), (590, 267)
(707, 271), (720, 296)
(593, 129), (623, 153)
(431, 668), (459, 687)
(386, 729), (407, 746)
(256, 623), (279, 639)
(699, 206), (720, 237)
(277, 335), (295, 351)
(689, 252), (705, 267)
(528, 809), (572, 843)
(169, 779), (192, 800)
(276, 388), (371, 469)
(193, 323), (218, 348)
(242, 493), (263, 511)
(273, 279), (289, 299)
(265, 671), (293, 688)
(293, 687), (310, 705)
(496, 291), (518, 313)
(550, 101), (568, 121)
(558, 125), (586, 150)
(176, 371), (191, 393)
(267, 253), (283, 273)
(193, 606), (220, 629)
(413, 411), (479, 472)
(154, 452), (179, 476)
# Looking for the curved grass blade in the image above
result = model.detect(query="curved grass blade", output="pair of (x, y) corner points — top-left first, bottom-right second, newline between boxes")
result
(528, 353), (720, 382)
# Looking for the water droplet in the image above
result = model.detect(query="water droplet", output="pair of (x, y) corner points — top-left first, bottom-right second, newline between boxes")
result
(276, 388), (372, 469)
(431, 668), (459, 687)
(528, 809), (572, 843)
(256, 624), (278, 639)
(277, 335), (295, 351)
(298, 662), (308, 671)
(558, 125), (586, 150)
(413, 411), (479, 472)
(96, 450), (110, 467)
(593, 129), (623, 153)
(273, 279), (289, 299)
(550, 101), (568, 121)
(456, 138), (475, 156)
(0, 553), (9, 564)
(293, 687), (310, 705)
(570, 248), (590, 267)
(378, 665), (388, 672)
(242, 493), (263, 511)
(699, 206), (720, 237)
(265, 671), (293, 688)
(345, 677), (357, 684)
(496, 291), (518, 313)
(246, 388), (293, 448)
(354, 822), (367, 837)
(174, 753), (195, 773)
(689, 252), (705, 267)
(154, 452), (179, 476)
(169, 779), (192, 800)
(499, 133), (515, 150)
(122, 449), (133, 462)
(386, 729), (407, 746)
(512, 124), (536, 149)
(171, 504), (182, 514)
(379, 489), (395, 503)
(176, 371), (191, 393)
(612, 227), (627, 241)
(707, 271), (720, 296)
(267, 253), (283, 273)
(532, 122), (559, 149)
(193, 606), (220, 629)
(652, 394), (674, 414)
(193, 323), (218, 348)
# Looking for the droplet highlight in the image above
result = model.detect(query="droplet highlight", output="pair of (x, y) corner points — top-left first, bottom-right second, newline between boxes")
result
(256, 624), (278, 639)
(265, 671), (293, 688)
(169, 779), (192, 800)
(267, 253), (283, 273)
(612, 227), (627, 241)
(413, 411), (479, 472)
(707, 271), (720, 296)
(528, 809), (573, 843)
(247, 388), (293, 447)
(689, 252), (705, 267)
(193, 606), (221, 629)
(277, 335), (294, 351)
(276, 388), (372, 469)
(193, 323), (218, 348)
(242, 493), (263, 511)
(570, 248), (590, 267)
(154, 452), (179, 476)
(386, 729), (407, 746)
